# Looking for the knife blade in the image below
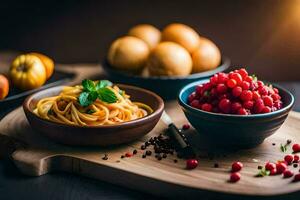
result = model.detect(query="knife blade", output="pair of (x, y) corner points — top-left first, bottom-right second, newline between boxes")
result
(161, 111), (195, 158)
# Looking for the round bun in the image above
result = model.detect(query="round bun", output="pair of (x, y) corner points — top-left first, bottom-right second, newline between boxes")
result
(147, 42), (192, 76)
(108, 36), (150, 71)
(128, 24), (161, 50)
(161, 23), (200, 53)
(192, 37), (221, 73)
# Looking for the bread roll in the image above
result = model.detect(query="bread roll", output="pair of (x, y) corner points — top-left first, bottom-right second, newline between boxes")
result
(147, 42), (192, 76)
(128, 24), (161, 50)
(162, 23), (200, 53)
(108, 36), (150, 71)
(192, 37), (221, 73)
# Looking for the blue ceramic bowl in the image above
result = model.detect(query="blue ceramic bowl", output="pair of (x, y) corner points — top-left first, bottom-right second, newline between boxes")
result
(178, 79), (295, 148)
(103, 57), (230, 100)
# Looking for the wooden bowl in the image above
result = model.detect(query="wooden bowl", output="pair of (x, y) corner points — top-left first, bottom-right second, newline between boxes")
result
(103, 56), (230, 100)
(178, 79), (295, 149)
(23, 84), (164, 146)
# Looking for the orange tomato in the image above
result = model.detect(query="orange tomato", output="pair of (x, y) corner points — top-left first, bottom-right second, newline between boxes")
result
(10, 54), (47, 91)
(29, 52), (54, 79)
(0, 74), (9, 100)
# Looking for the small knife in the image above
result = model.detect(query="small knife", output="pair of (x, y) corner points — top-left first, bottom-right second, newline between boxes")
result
(161, 111), (195, 158)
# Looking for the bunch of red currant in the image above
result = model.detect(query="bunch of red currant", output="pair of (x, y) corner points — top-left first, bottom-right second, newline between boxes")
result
(188, 68), (283, 115)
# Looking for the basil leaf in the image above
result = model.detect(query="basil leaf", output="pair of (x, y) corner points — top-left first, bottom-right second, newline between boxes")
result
(98, 88), (118, 103)
(79, 92), (93, 107)
(96, 80), (113, 90)
(88, 91), (98, 102)
(82, 79), (95, 92)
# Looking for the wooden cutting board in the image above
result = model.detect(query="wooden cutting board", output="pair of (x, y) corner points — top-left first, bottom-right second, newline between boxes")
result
(1, 102), (300, 198)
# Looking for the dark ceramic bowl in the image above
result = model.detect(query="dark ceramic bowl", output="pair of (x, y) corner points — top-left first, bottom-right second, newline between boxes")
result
(178, 79), (295, 148)
(23, 84), (164, 146)
(103, 56), (230, 100)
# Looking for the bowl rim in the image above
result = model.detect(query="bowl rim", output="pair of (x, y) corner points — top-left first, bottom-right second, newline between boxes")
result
(178, 79), (295, 118)
(102, 56), (230, 80)
(23, 84), (164, 129)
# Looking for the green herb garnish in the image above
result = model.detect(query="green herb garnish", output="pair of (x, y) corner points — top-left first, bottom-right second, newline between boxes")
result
(256, 168), (270, 177)
(280, 143), (288, 152)
(86, 109), (96, 114)
(79, 79), (117, 106)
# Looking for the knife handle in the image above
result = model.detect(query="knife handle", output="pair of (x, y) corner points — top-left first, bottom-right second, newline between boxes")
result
(168, 124), (188, 149)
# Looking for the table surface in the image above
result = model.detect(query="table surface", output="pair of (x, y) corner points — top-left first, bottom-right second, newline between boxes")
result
(0, 77), (300, 200)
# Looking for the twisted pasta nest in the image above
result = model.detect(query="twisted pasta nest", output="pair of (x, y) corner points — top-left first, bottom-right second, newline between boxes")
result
(33, 85), (152, 126)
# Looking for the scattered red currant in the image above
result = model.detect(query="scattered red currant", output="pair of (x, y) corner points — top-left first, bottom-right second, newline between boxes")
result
(231, 162), (243, 172)
(230, 172), (241, 182)
(293, 144), (300, 153)
(265, 162), (276, 171)
(283, 170), (294, 178)
(186, 159), (198, 169)
(294, 155), (299, 162)
(276, 162), (287, 174)
(294, 174), (300, 182)
(284, 154), (294, 164)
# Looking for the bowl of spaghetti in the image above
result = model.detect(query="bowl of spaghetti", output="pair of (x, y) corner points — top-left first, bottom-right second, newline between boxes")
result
(23, 80), (164, 146)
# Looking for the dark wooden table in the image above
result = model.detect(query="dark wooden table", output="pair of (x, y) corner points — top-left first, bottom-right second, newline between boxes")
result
(0, 82), (300, 200)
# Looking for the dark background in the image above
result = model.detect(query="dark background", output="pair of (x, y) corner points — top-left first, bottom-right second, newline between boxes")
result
(0, 0), (300, 81)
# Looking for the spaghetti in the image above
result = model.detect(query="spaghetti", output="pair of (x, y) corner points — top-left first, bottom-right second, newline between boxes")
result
(33, 84), (153, 126)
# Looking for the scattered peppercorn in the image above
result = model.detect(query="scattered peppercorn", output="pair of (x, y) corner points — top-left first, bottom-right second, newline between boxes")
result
(146, 150), (152, 156)
(293, 163), (298, 168)
(174, 159), (178, 163)
(121, 155), (125, 159)
(133, 149), (138, 154)
(141, 145), (146, 150)
(287, 139), (292, 144)
(214, 163), (219, 168)
(102, 154), (108, 160)
(162, 153), (167, 158)
(272, 143), (276, 146)
(257, 165), (263, 170)
(145, 141), (150, 146)
(142, 154), (146, 158)
(157, 155), (162, 160)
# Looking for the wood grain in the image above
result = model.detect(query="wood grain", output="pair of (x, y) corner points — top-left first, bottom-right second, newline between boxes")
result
(1, 104), (300, 197)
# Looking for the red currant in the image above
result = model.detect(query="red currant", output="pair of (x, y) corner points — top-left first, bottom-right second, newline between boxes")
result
(216, 84), (227, 94)
(190, 100), (201, 108)
(181, 124), (190, 130)
(270, 168), (277, 175)
(240, 90), (253, 101)
(238, 108), (248, 115)
(244, 76), (253, 83)
(257, 81), (264, 87)
(227, 79), (237, 88)
(294, 174), (300, 182)
(230, 73), (243, 84)
(243, 100), (254, 110)
(218, 98), (231, 113)
(241, 81), (250, 90)
(232, 162), (243, 172)
(186, 159), (198, 169)
(263, 96), (273, 107)
(294, 155), (299, 162)
(218, 73), (229, 83)
(238, 68), (248, 78)
(265, 162), (276, 171)
(261, 106), (271, 113)
(284, 154), (294, 164)
(210, 75), (219, 85)
(252, 91), (260, 100)
(232, 86), (242, 97)
(293, 144), (300, 153)
(254, 99), (264, 113)
(230, 172), (241, 182)
(283, 170), (294, 178)
(231, 102), (242, 113)
(201, 103), (212, 112)
(276, 162), (287, 174)
(258, 86), (268, 95)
